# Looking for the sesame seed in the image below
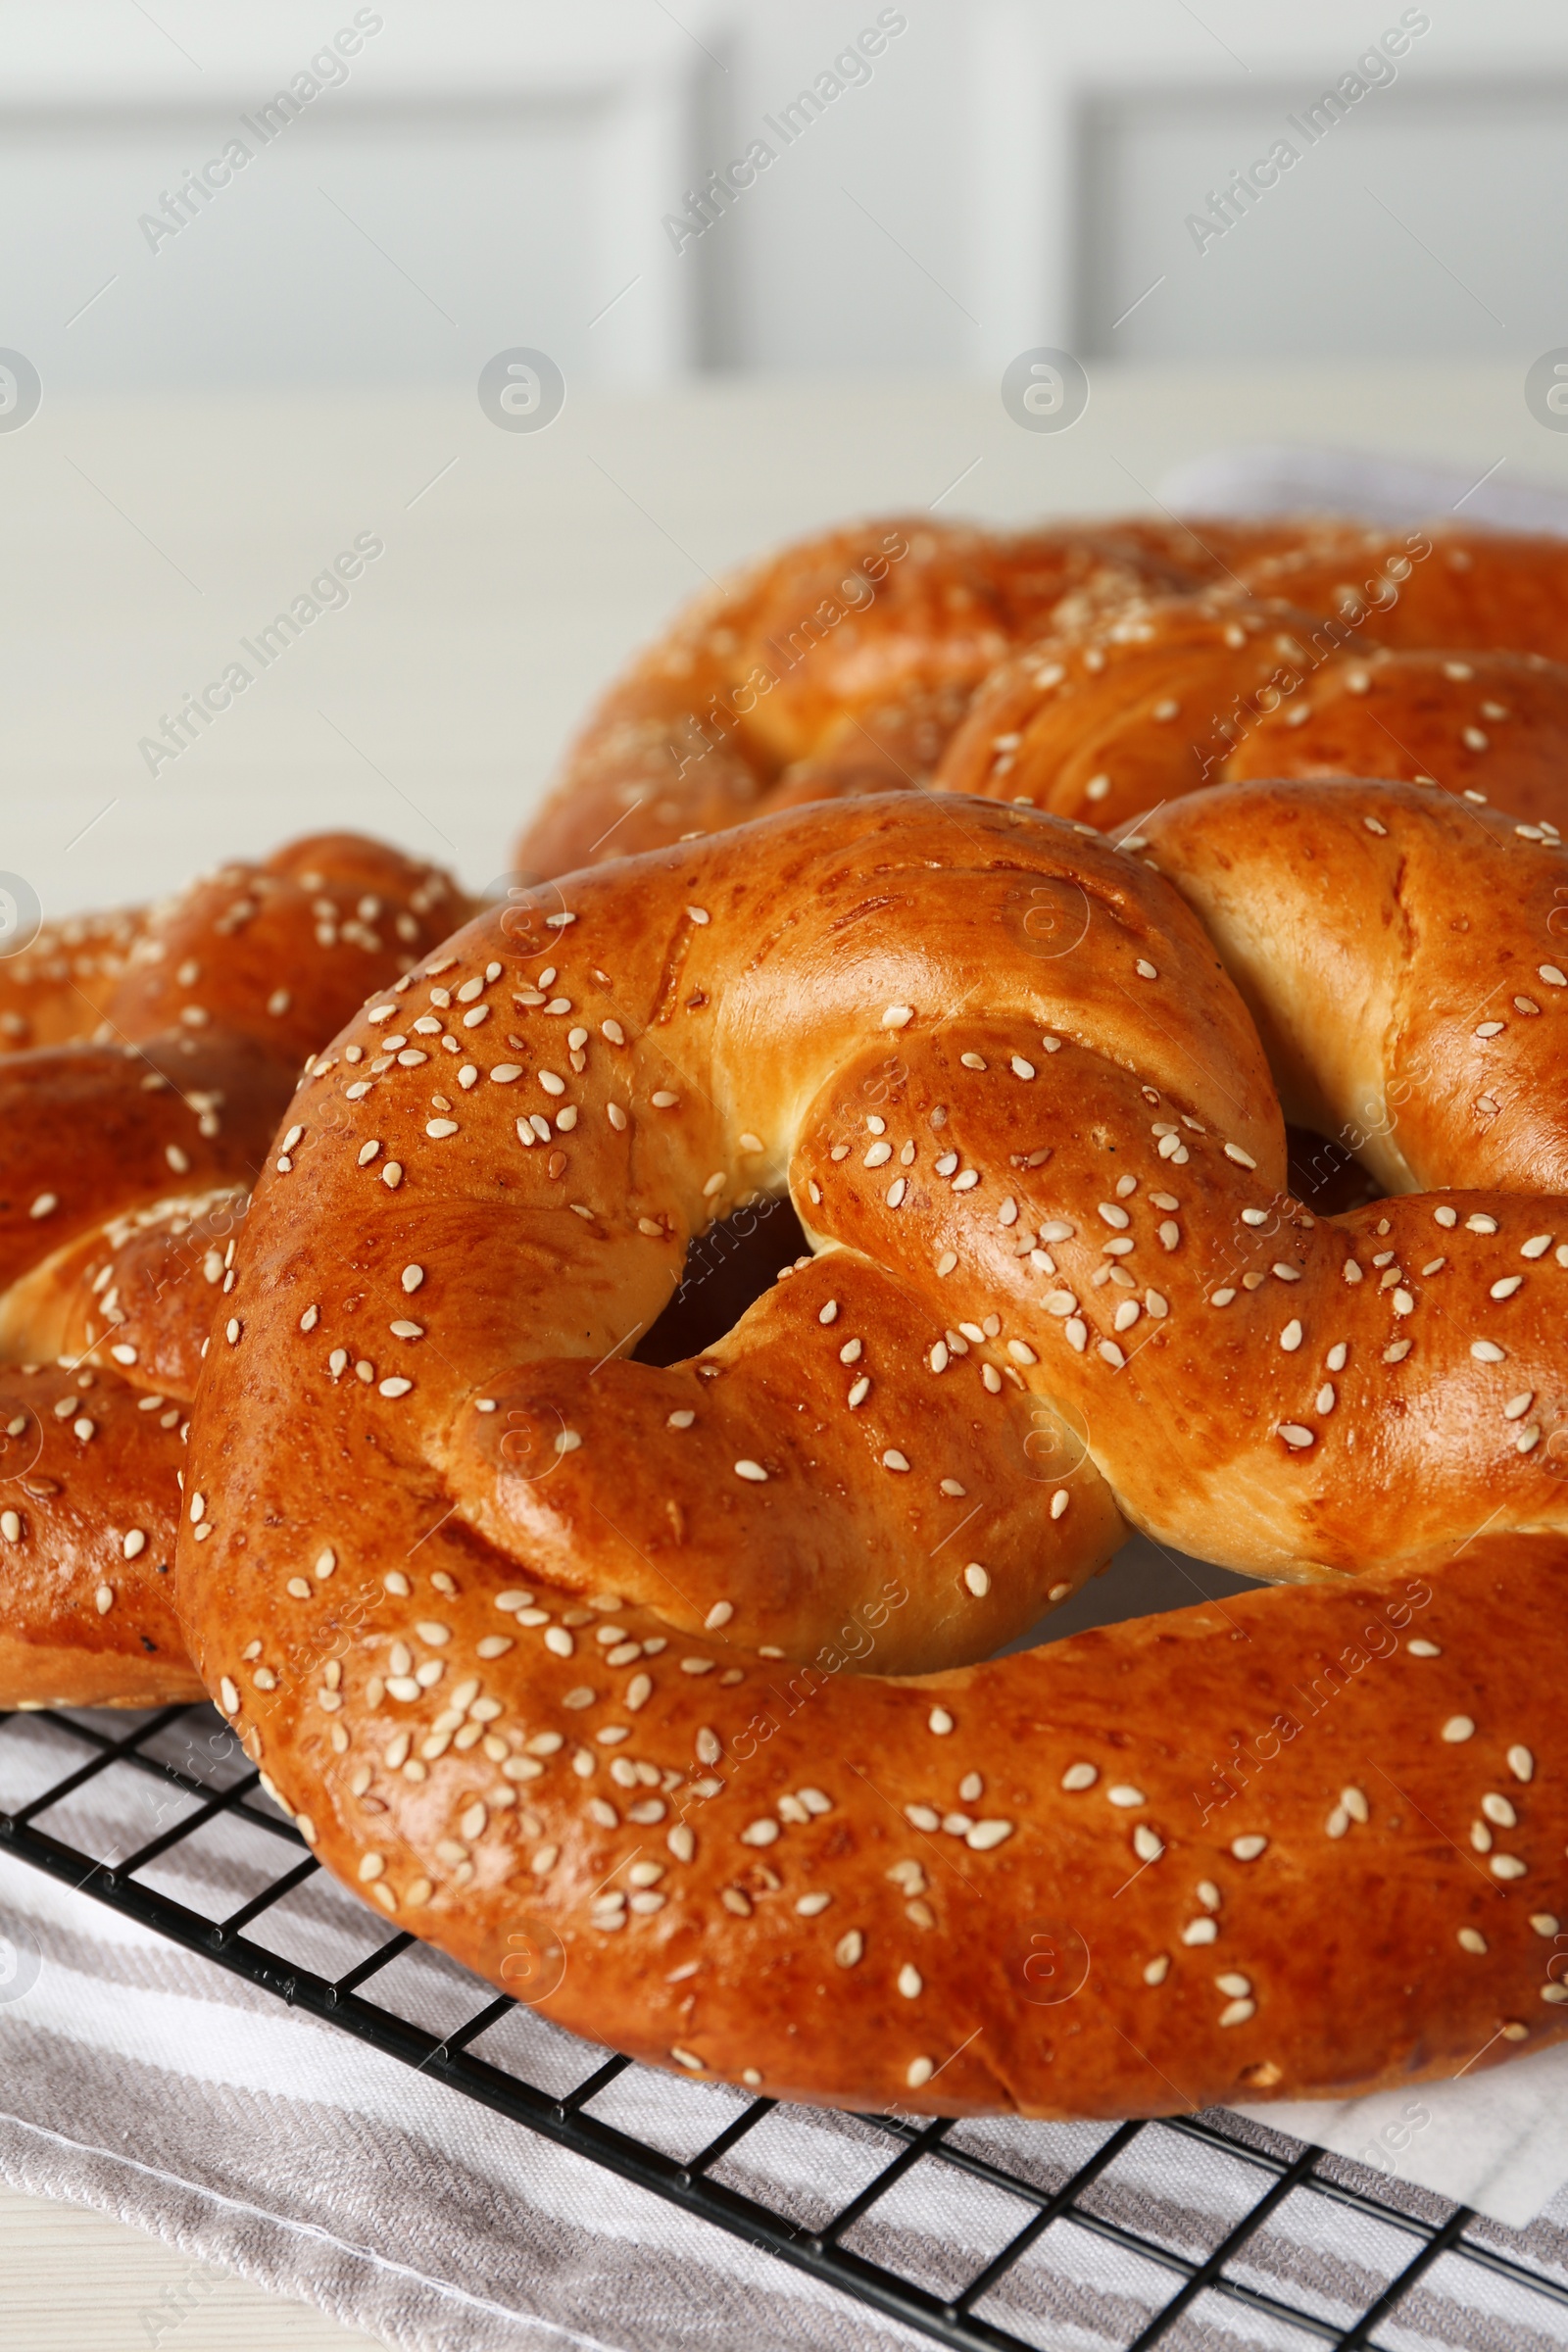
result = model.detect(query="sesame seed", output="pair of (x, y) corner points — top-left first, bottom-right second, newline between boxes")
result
(1491, 1855), (1528, 1880)
(734, 1460), (767, 1483)
(835, 1930), (863, 1966)
(898, 1964), (922, 1998)
(1143, 1955), (1170, 1985)
(1050, 1490), (1069, 1520)
(1277, 1423), (1314, 1448)
(1132, 1825), (1163, 1862)
(928, 1708), (954, 1736)
(1181, 1918), (1217, 1945)
(1061, 1763), (1098, 1791)
(963, 1564), (990, 1596)
(1231, 1835), (1267, 1861)
(1442, 1715), (1476, 1742)
(967, 1820), (1013, 1850)
(882, 1005), (913, 1029)
(906, 2057), (934, 2087)
(1508, 1744), (1535, 1782)
(1224, 1143), (1256, 1168)
(883, 1449), (910, 1472)
(1280, 1320), (1303, 1352)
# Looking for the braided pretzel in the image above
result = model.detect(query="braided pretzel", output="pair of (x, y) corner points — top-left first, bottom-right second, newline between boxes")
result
(181, 786), (1567, 2116)
(935, 590), (1568, 834)
(0, 835), (467, 1708)
(514, 516), (1203, 879)
(515, 516), (1568, 874)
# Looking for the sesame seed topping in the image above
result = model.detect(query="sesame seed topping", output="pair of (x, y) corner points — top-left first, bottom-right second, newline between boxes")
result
(1442, 1715), (1476, 1742)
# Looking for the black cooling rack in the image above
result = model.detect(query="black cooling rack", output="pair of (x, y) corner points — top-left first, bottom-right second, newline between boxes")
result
(3, 1698), (1567, 2352)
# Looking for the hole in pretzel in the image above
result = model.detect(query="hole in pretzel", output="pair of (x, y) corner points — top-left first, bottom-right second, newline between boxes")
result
(633, 1198), (809, 1368)
(1285, 1123), (1385, 1219)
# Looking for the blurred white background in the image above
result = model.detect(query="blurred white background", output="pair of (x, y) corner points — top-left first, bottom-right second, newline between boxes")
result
(6, 0), (1568, 914)
(11, 1), (1568, 386)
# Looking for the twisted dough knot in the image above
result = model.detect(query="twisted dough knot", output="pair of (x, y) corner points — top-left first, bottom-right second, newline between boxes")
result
(184, 787), (1567, 2117)
(936, 590), (1568, 836)
(0, 834), (467, 1707)
(514, 517), (1568, 878)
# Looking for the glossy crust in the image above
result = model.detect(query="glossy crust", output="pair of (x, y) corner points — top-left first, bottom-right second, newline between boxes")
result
(180, 790), (1568, 2117)
(1232, 522), (1568, 662)
(935, 594), (1568, 834)
(0, 906), (150, 1054)
(0, 836), (469, 1707)
(513, 516), (1202, 877)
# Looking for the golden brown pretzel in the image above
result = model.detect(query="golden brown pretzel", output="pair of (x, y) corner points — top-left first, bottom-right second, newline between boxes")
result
(515, 515), (1568, 870)
(0, 835), (467, 1708)
(934, 591), (1568, 833)
(181, 787), (1567, 2118)
(513, 516), (1205, 877)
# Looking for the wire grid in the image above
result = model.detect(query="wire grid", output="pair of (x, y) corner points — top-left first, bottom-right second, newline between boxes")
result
(3, 1698), (1567, 2352)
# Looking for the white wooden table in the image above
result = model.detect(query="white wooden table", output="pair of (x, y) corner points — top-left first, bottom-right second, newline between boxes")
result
(3, 362), (1566, 2347)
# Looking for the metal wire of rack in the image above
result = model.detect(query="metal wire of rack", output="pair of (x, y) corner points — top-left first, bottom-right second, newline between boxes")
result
(3, 1696), (1567, 2352)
